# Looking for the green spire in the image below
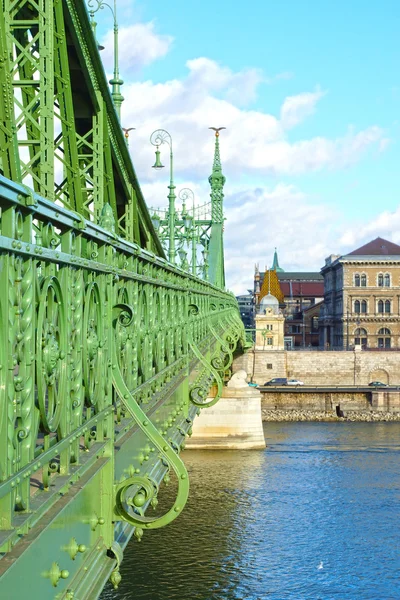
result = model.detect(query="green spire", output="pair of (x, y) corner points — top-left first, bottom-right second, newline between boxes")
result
(272, 247), (284, 272)
(207, 128), (226, 288)
(208, 129), (226, 224)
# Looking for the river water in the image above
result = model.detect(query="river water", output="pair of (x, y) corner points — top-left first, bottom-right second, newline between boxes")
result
(101, 423), (400, 600)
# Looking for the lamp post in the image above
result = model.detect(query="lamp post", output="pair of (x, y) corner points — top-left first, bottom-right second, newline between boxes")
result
(179, 188), (197, 276)
(150, 129), (176, 264)
(88, 0), (124, 119)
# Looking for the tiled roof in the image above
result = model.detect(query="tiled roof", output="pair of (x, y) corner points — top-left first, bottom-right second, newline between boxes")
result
(260, 272), (323, 281)
(347, 237), (400, 256)
(259, 269), (284, 304)
(277, 272), (323, 281)
(280, 281), (324, 297)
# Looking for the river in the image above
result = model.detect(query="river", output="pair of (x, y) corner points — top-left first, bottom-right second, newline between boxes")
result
(101, 422), (400, 600)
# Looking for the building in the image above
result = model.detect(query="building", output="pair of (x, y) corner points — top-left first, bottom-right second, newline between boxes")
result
(319, 237), (400, 349)
(236, 293), (254, 328)
(254, 293), (285, 350)
(254, 249), (324, 347)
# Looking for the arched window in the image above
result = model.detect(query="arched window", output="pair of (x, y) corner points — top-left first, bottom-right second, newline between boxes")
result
(378, 274), (384, 287)
(384, 273), (390, 287)
(361, 300), (367, 314)
(385, 300), (391, 314)
(361, 274), (367, 287)
(354, 274), (360, 287)
(354, 300), (360, 314)
(354, 327), (368, 348)
(378, 300), (384, 313)
(378, 327), (391, 349)
(378, 327), (391, 335)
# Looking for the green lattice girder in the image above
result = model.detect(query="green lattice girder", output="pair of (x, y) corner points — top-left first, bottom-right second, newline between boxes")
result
(0, 0), (161, 253)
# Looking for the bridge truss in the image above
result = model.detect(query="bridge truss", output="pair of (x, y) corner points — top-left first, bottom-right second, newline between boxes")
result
(0, 0), (245, 597)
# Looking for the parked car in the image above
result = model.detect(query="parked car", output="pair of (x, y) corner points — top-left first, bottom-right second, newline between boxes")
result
(287, 379), (304, 386)
(263, 378), (288, 386)
(368, 381), (388, 387)
(248, 382), (259, 388)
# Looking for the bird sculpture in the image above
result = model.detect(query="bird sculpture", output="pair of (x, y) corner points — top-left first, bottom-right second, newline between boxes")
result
(209, 127), (226, 137)
(122, 127), (135, 139)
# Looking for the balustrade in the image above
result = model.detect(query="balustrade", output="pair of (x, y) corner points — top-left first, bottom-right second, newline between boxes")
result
(0, 174), (244, 555)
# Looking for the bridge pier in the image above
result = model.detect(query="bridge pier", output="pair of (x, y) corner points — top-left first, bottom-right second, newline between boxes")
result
(186, 372), (266, 450)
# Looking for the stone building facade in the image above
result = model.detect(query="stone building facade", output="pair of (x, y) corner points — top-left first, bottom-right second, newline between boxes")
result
(254, 293), (285, 350)
(319, 237), (400, 349)
(253, 249), (324, 347)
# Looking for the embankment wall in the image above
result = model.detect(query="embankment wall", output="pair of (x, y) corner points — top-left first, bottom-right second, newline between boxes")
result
(234, 350), (400, 386)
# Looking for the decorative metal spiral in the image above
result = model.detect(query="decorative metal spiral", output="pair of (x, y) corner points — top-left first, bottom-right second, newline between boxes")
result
(87, 0), (115, 19)
(150, 129), (172, 149)
(178, 188), (194, 204)
(36, 276), (67, 433)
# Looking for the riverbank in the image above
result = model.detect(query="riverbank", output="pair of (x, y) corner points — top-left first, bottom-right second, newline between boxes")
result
(262, 409), (400, 422)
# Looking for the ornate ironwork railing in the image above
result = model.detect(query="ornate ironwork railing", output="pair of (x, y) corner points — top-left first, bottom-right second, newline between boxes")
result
(0, 174), (245, 594)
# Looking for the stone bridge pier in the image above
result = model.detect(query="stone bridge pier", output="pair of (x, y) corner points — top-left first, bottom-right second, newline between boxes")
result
(186, 371), (266, 449)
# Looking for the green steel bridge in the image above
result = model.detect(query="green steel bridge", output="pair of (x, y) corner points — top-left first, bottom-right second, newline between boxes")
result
(0, 1), (245, 597)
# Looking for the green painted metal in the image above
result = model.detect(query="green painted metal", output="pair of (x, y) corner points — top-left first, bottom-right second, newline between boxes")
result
(0, 1), (245, 598)
(149, 129), (227, 287)
(208, 129), (226, 288)
(150, 129), (177, 264)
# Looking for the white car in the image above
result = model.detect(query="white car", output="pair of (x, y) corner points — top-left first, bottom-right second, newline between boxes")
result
(287, 379), (304, 386)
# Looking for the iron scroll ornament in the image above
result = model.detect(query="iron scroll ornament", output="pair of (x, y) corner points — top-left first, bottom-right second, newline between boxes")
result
(36, 276), (67, 432)
(209, 322), (233, 371)
(188, 339), (224, 408)
(111, 304), (190, 530)
(83, 282), (104, 406)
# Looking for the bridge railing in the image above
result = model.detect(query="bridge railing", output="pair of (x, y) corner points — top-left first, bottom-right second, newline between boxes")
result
(0, 173), (244, 553)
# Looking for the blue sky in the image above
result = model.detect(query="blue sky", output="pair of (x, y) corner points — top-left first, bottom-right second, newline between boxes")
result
(95, 0), (400, 293)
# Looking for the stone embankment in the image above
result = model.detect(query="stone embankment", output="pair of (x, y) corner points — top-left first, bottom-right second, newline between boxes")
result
(262, 409), (400, 422)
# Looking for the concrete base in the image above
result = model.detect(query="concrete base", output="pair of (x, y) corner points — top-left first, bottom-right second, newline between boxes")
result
(186, 387), (266, 450)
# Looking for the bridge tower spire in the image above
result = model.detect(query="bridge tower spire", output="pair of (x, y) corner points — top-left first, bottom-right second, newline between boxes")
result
(207, 127), (226, 288)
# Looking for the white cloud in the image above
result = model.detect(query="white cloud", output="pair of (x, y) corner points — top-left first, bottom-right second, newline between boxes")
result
(223, 183), (340, 294)
(105, 26), (390, 294)
(339, 206), (400, 250)
(121, 59), (384, 182)
(280, 87), (326, 129)
(186, 57), (263, 106)
(101, 22), (173, 72)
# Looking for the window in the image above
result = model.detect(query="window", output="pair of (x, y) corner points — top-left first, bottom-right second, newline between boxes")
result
(267, 338), (273, 345)
(361, 300), (367, 314)
(384, 274), (390, 287)
(385, 300), (391, 314)
(378, 274), (384, 287)
(265, 324), (273, 331)
(354, 300), (360, 314)
(290, 325), (301, 334)
(354, 327), (368, 348)
(378, 300), (384, 314)
(267, 364), (273, 369)
(361, 274), (367, 287)
(378, 328), (391, 348)
(311, 316), (319, 331)
(354, 274), (360, 287)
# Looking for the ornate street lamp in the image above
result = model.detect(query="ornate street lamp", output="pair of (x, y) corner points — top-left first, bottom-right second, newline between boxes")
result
(150, 129), (176, 264)
(179, 188), (197, 276)
(151, 212), (161, 232)
(88, 0), (124, 119)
